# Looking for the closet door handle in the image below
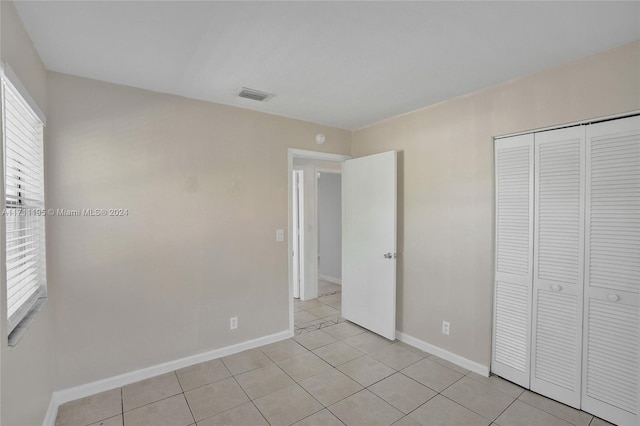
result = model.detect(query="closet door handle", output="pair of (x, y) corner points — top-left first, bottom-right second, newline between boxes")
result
(550, 284), (562, 292)
(607, 293), (620, 302)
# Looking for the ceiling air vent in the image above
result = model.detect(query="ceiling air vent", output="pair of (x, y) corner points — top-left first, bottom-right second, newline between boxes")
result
(237, 87), (275, 102)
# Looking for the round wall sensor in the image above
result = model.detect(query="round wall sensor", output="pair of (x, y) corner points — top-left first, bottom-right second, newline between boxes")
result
(315, 133), (326, 144)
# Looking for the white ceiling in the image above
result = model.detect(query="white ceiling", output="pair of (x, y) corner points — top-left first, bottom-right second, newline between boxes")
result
(13, 1), (640, 130)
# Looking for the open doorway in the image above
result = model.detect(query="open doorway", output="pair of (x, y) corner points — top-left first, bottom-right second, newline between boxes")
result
(288, 149), (398, 340)
(291, 167), (341, 301)
(296, 168), (343, 334)
(288, 149), (350, 335)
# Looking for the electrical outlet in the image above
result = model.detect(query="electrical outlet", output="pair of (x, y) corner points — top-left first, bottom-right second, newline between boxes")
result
(276, 229), (284, 242)
(230, 317), (238, 330)
(442, 320), (450, 335)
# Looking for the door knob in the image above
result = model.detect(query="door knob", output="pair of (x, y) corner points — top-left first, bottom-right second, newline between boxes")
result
(607, 293), (620, 302)
(384, 253), (393, 259)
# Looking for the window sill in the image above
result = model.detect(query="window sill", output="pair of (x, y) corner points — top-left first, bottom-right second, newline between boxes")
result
(8, 297), (47, 347)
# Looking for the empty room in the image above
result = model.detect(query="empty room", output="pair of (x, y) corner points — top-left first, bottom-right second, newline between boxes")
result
(0, 1), (638, 426)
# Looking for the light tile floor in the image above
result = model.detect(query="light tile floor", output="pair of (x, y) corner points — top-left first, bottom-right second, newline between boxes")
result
(294, 281), (343, 335)
(56, 282), (614, 426)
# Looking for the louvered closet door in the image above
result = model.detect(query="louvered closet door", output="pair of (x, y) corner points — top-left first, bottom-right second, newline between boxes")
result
(492, 134), (534, 388)
(582, 116), (639, 426)
(531, 127), (585, 408)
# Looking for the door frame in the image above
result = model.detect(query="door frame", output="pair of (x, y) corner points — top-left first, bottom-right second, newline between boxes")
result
(287, 149), (350, 335)
(292, 169), (304, 299)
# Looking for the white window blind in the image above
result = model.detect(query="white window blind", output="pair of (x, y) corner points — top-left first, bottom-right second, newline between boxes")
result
(1, 73), (47, 335)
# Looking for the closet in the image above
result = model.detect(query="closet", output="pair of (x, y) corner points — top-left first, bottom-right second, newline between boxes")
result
(492, 115), (639, 426)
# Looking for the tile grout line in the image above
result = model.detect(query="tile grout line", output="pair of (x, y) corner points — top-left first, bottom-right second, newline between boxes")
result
(179, 375), (197, 426)
(399, 375), (479, 425)
(171, 369), (198, 425)
(438, 392), (498, 423)
(374, 348), (428, 371)
(514, 395), (588, 426)
(229, 374), (272, 426)
(258, 356), (328, 424)
(119, 392), (186, 415)
(181, 391), (197, 426)
(430, 369), (522, 424)
(462, 369), (520, 396)
(219, 350), (277, 378)
(396, 363), (496, 423)
(294, 407), (348, 426)
(120, 387), (124, 426)
(488, 393), (520, 426)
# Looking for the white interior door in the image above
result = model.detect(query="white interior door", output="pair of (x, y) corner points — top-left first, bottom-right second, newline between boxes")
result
(491, 134), (534, 389)
(581, 116), (639, 426)
(342, 151), (397, 340)
(530, 126), (585, 408)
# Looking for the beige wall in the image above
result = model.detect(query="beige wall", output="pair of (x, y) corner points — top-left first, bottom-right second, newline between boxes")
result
(46, 72), (351, 389)
(351, 41), (640, 368)
(0, 1), (55, 425)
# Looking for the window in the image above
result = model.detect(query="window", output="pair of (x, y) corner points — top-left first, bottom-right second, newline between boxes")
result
(1, 68), (47, 341)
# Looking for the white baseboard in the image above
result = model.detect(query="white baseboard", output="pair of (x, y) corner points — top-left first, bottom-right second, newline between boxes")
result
(396, 330), (489, 377)
(42, 395), (59, 426)
(319, 274), (341, 285)
(43, 329), (292, 426)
